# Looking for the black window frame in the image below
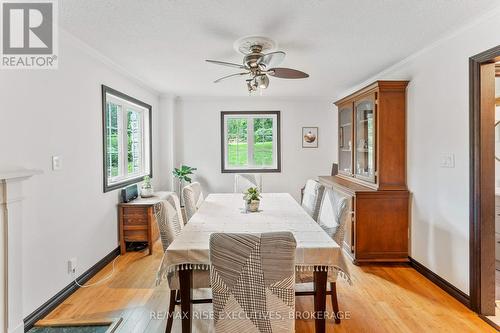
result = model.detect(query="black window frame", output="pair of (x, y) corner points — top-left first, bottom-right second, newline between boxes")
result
(220, 110), (281, 173)
(101, 85), (153, 193)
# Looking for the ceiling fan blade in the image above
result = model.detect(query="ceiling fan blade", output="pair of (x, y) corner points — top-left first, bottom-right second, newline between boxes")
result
(206, 59), (245, 69)
(214, 72), (249, 83)
(257, 51), (286, 68)
(267, 67), (309, 79)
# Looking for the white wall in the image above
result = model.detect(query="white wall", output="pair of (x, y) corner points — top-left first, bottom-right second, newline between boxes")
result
(0, 32), (169, 316)
(336, 9), (500, 294)
(174, 97), (336, 201)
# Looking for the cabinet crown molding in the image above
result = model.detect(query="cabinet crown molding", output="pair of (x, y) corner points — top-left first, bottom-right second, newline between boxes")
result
(334, 80), (409, 106)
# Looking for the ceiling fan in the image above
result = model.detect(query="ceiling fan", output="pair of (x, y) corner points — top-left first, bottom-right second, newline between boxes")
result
(206, 36), (309, 93)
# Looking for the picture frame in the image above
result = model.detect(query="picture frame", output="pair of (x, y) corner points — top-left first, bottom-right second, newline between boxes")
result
(302, 127), (318, 148)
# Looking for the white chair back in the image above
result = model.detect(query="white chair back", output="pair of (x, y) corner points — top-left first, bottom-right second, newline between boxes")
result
(317, 187), (349, 246)
(234, 173), (262, 193)
(182, 182), (204, 222)
(153, 192), (184, 252)
(301, 179), (325, 221)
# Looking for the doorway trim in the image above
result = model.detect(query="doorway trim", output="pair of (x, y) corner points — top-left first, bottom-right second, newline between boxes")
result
(469, 44), (500, 315)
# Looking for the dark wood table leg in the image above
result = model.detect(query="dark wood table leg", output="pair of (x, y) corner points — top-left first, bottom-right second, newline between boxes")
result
(179, 268), (193, 333)
(314, 267), (327, 333)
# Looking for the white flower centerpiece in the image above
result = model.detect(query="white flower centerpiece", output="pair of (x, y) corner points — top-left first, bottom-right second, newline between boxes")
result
(243, 187), (262, 213)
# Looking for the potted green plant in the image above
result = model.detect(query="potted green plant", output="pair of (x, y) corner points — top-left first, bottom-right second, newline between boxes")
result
(172, 165), (197, 204)
(243, 187), (261, 212)
(141, 175), (154, 198)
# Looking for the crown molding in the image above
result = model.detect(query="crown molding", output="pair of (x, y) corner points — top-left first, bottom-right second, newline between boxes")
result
(60, 28), (161, 96)
(333, 3), (500, 102)
(177, 94), (332, 103)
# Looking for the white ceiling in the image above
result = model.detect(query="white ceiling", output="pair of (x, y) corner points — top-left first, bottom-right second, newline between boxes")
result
(60, 0), (499, 98)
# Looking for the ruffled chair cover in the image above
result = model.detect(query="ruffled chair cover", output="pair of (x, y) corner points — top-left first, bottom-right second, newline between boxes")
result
(301, 179), (325, 222)
(182, 182), (204, 222)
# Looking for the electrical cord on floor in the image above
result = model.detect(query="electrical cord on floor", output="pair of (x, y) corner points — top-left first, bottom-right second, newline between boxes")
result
(72, 255), (120, 288)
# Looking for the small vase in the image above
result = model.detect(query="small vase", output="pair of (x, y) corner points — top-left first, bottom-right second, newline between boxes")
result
(246, 200), (260, 212)
(141, 187), (154, 198)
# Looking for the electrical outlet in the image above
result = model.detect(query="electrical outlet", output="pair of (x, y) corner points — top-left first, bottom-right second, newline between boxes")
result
(439, 153), (455, 168)
(68, 258), (77, 274)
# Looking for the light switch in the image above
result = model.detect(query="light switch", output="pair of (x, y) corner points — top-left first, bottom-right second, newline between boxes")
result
(440, 153), (455, 168)
(52, 156), (62, 170)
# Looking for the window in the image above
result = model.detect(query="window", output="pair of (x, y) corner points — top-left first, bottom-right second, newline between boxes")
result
(221, 111), (281, 173)
(102, 85), (152, 192)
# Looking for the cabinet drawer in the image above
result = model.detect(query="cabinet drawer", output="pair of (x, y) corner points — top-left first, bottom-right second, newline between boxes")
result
(124, 229), (148, 242)
(123, 207), (148, 225)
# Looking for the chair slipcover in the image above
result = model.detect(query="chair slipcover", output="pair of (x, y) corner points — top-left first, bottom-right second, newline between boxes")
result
(183, 182), (204, 221)
(296, 187), (349, 284)
(153, 192), (184, 252)
(317, 187), (349, 247)
(210, 232), (296, 333)
(234, 174), (262, 193)
(301, 179), (325, 221)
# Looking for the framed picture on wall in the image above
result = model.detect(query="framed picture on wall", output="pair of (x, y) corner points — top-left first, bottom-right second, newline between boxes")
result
(302, 127), (318, 148)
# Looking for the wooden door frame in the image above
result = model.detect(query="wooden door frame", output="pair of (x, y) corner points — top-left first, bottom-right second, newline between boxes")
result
(469, 44), (500, 314)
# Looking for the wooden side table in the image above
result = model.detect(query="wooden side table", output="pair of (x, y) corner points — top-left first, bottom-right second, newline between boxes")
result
(118, 191), (170, 255)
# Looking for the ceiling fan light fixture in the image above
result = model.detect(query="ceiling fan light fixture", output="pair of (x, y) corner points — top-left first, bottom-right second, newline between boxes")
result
(207, 36), (309, 93)
(247, 80), (257, 92)
(256, 74), (269, 89)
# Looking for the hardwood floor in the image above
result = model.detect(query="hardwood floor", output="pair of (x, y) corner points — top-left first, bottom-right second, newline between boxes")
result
(37, 241), (496, 332)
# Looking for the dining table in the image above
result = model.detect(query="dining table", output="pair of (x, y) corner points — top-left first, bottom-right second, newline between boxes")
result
(156, 193), (350, 333)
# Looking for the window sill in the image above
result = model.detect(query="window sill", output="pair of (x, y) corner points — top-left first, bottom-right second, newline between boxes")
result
(104, 173), (151, 193)
(221, 168), (281, 174)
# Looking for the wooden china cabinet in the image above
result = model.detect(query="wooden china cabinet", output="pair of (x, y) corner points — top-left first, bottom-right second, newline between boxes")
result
(320, 80), (410, 264)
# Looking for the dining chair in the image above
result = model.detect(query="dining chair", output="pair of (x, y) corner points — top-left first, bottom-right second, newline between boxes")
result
(296, 187), (349, 324)
(209, 232), (296, 333)
(154, 192), (211, 333)
(234, 173), (262, 193)
(182, 182), (204, 221)
(153, 193), (184, 333)
(300, 179), (325, 221)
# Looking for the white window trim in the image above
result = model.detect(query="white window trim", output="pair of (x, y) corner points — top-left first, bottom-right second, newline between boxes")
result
(105, 93), (151, 187)
(222, 113), (279, 172)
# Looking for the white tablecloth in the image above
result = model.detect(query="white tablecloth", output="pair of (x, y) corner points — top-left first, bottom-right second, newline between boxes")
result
(157, 193), (350, 285)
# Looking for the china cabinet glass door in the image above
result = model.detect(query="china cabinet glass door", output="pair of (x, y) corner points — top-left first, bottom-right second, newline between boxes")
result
(354, 95), (376, 182)
(338, 104), (353, 175)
